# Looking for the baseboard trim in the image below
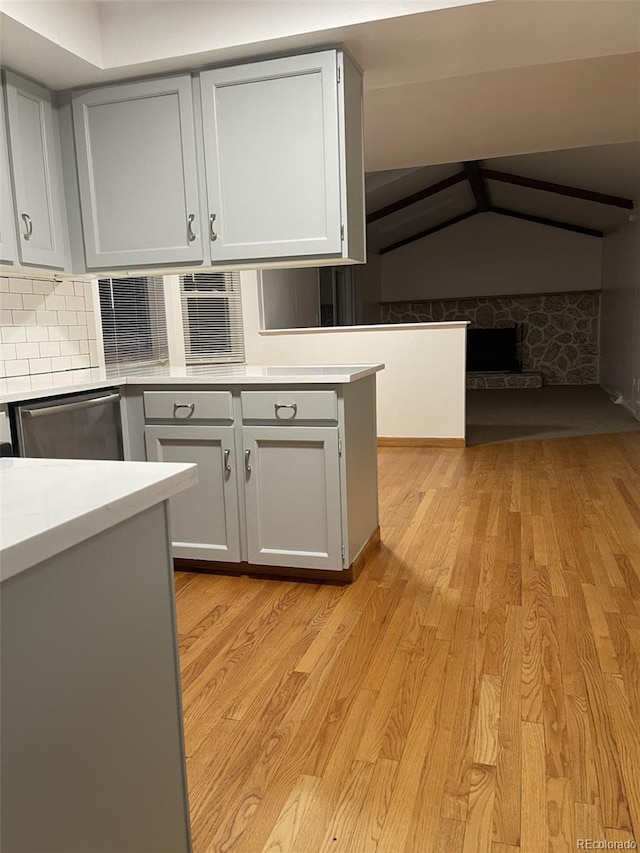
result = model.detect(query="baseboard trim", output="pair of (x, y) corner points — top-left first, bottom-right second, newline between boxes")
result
(174, 526), (381, 585)
(378, 437), (466, 448)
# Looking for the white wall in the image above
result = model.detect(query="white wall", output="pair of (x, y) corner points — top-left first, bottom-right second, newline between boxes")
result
(599, 216), (640, 419)
(380, 212), (602, 302)
(242, 271), (466, 439)
(0, 275), (99, 378)
(260, 268), (320, 330)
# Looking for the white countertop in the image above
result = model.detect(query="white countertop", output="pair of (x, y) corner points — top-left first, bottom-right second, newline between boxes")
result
(0, 458), (198, 582)
(0, 363), (384, 404)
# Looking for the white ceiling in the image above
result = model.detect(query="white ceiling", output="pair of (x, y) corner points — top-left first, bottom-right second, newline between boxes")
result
(366, 141), (640, 251)
(0, 0), (638, 170)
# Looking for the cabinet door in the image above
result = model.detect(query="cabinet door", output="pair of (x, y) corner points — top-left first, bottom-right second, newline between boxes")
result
(243, 426), (343, 570)
(4, 72), (67, 269)
(0, 78), (17, 264)
(73, 76), (204, 269)
(145, 425), (240, 562)
(200, 51), (342, 262)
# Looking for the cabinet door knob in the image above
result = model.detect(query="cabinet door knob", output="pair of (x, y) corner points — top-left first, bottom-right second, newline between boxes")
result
(187, 213), (197, 242)
(209, 213), (218, 242)
(224, 448), (232, 474)
(244, 449), (252, 474)
(21, 213), (33, 241)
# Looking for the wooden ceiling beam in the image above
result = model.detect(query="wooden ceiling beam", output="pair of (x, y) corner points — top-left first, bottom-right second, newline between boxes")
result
(482, 168), (634, 209)
(379, 209), (479, 254)
(464, 161), (490, 211)
(490, 206), (603, 237)
(366, 171), (466, 224)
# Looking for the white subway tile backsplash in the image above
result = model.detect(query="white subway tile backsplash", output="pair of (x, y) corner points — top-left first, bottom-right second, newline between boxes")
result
(22, 294), (44, 310)
(0, 292), (23, 310)
(70, 354), (91, 369)
(1, 275), (100, 378)
(36, 310), (58, 325)
(38, 341), (61, 357)
(60, 340), (81, 356)
(16, 342), (41, 360)
(1, 326), (27, 344)
(28, 357), (52, 374)
(26, 326), (50, 342)
(5, 359), (30, 377)
(65, 294), (85, 311)
(48, 326), (70, 342)
(0, 342), (17, 360)
(44, 294), (66, 311)
(55, 281), (75, 296)
(51, 355), (72, 371)
(11, 310), (36, 326)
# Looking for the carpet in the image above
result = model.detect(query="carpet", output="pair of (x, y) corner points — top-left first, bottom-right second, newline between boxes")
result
(466, 385), (640, 446)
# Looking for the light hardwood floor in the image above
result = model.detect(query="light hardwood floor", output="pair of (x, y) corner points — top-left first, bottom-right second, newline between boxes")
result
(175, 433), (640, 852)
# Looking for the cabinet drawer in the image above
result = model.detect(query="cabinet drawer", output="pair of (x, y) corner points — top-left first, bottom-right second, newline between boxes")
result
(144, 390), (232, 421)
(240, 390), (337, 423)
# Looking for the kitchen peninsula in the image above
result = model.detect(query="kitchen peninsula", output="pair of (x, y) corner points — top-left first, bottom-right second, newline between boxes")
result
(1, 457), (197, 853)
(0, 363), (384, 579)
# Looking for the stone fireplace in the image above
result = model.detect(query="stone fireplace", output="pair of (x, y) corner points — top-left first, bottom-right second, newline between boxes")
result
(381, 291), (600, 385)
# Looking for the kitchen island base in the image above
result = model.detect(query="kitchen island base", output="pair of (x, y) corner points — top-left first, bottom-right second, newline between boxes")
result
(1, 461), (196, 853)
(174, 525), (381, 584)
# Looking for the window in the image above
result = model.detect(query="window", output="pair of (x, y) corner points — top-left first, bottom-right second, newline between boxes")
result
(180, 272), (244, 364)
(98, 277), (168, 366)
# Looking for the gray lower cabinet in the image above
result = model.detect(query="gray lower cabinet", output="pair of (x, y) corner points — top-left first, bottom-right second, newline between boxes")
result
(0, 77), (17, 264)
(3, 71), (68, 269)
(72, 75), (204, 270)
(243, 425), (343, 570)
(141, 377), (379, 575)
(145, 424), (240, 562)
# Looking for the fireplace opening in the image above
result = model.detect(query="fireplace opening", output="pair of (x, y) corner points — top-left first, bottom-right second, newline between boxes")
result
(466, 326), (521, 373)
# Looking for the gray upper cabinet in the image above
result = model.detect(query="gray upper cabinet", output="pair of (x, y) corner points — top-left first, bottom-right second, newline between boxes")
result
(200, 51), (356, 264)
(72, 75), (204, 270)
(0, 77), (17, 264)
(4, 72), (68, 269)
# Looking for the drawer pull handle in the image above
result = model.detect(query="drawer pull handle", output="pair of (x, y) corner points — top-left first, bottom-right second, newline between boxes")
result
(244, 449), (252, 474)
(275, 402), (297, 419)
(224, 448), (232, 474)
(187, 213), (197, 242)
(21, 213), (33, 241)
(174, 402), (195, 418)
(209, 213), (218, 242)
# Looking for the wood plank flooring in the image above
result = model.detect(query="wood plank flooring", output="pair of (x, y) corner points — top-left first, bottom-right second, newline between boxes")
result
(175, 432), (640, 852)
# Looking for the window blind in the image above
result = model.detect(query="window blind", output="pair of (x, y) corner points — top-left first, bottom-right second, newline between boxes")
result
(98, 277), (169, 366)
(180, 272), (244, 364)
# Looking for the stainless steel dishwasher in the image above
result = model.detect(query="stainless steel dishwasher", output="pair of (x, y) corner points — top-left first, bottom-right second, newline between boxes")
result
(12, 389), (124, 460)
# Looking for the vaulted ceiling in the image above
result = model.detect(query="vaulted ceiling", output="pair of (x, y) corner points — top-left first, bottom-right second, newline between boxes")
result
(366, 142), (640, 253)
